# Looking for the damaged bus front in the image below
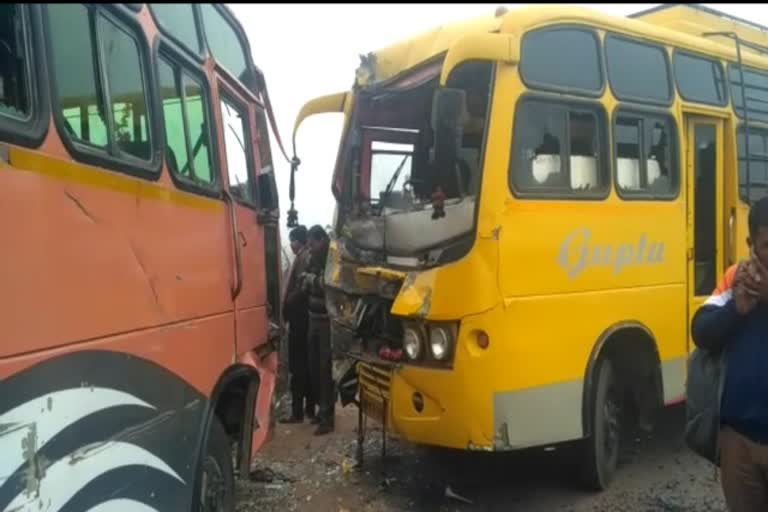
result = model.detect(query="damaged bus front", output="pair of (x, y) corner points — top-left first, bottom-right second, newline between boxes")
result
(291, 28), (518, 448)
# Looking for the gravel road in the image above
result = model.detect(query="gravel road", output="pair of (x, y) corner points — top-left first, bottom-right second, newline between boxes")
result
(237, 402), (726, 512)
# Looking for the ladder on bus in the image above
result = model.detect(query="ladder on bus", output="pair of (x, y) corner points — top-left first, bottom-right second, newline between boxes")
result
(703, 31), (768, 201)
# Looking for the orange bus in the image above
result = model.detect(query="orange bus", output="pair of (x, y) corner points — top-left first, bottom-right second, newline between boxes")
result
(0, 4), (285, 510)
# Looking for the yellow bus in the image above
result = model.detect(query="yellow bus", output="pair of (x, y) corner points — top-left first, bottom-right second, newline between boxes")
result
(291, 4), (768, 488)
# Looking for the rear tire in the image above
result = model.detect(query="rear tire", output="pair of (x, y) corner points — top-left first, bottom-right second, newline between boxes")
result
(580, 358), (622, 491)
(197, 418), (235, 512)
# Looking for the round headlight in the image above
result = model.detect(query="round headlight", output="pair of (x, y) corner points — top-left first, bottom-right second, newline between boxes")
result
(429, 326), (451, 360)
(403, 327), (422, 360)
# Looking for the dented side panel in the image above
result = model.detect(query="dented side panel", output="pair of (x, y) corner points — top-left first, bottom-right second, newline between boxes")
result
(0, 147), (233, 362)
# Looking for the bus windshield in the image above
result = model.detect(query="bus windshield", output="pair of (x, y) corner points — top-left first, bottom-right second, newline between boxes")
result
(335, 61), (493, 266)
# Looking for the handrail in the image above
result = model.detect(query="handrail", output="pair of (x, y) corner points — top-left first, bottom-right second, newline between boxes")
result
(223, 189), (243, 300)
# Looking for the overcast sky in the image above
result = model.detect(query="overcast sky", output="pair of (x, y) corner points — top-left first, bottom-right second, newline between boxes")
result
(227, 3), (768, 240)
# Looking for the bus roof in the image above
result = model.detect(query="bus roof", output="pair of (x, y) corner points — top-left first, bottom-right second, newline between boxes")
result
(359, 4), (768, 87)
(630, 4), (768, 58)
(357, 13), (502, 86)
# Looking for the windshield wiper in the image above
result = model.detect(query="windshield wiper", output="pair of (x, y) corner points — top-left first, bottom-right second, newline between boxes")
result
(376, 154), (409, 215)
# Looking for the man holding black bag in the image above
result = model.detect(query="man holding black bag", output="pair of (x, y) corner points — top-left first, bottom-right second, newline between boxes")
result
(689, 197), (768, 512)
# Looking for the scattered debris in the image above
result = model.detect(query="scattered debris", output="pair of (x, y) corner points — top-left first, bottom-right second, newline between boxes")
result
(445, 485), (473, 505)
(238, 393), (724, 512)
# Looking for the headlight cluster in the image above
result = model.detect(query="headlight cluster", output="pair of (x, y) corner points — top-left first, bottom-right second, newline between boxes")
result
(402, 323), (456, 364)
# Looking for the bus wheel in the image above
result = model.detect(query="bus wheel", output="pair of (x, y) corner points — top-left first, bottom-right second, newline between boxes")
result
(581, 358), (621, 491)
(197, 418), (235, 512)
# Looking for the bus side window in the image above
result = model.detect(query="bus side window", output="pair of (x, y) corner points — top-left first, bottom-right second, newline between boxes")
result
(0, 5), (30, 120)
(220, 96), (256, 205)
(615, 118), (642, 190)
(48, 4), (152, 163)
(157, 56), (215, 188)
(511, 100), (606, 197)
(615, 113), (676, 198)
(738, 128), (768, 204)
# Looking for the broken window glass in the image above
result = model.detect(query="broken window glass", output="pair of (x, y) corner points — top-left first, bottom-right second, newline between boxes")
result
(615, 113), (677, 197)
(510, 100), (605, 196)
(0, 5), (30, 119)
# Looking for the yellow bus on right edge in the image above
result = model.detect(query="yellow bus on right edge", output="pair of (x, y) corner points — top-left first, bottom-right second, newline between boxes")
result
(292, 4), (767, 489)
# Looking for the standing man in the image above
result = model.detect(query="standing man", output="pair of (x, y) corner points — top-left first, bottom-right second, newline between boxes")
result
(280, 225), (315, 424)
(303, 225), (335, 436)
(691, 196), (768, 512)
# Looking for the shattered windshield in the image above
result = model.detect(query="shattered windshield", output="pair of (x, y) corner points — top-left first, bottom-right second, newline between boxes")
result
(334, 61), (493, 264)
(352, 61), (493, 215)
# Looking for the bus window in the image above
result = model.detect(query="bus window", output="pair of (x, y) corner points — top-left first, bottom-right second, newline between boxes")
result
(606, 35), (672, 105)
(183, 75), (213, 183)
(98, 16), (151, 160)
(48, 4), (152, 162)
(220, 96), (255, 204)
(157, 56), (215, 186)
(520, 27), (603, 94)
(730, 65), (768, 124)
(737, 127), (768, 204)
(150, 4), (202, 54)
(200, 5), (248, 82)
(510, 100), (606, 197)
(49, 4), (108, 149)
(370, 141), (413, 207)
(615, 112), (676, 198)
(0, 5), (30, 120)
(673, 51), (727, 106)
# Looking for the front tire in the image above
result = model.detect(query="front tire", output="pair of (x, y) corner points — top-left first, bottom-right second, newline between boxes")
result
(197, 418), (235, 512)
(580, 358), (622, 491)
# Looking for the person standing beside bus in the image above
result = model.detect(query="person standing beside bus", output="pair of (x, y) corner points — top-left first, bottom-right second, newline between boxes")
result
(691, 197), (768, 512)
(302, 225), (335, 436)
(280, 226), (316, 424)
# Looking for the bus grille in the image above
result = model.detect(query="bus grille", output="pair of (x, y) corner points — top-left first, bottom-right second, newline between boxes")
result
(357, 361), (392, 423)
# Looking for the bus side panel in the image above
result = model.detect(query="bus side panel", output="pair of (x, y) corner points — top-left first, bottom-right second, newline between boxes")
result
(0, 147), (234, 359)
(385, 271), (686, 452)
(238, 350), (278, 455)
(0, 315), (235, 511)
(491, 198), (687, 447)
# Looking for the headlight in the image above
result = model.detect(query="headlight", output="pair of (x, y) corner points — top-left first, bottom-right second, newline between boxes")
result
(403, 327), (423, 360)
(429, 326), (452, 360)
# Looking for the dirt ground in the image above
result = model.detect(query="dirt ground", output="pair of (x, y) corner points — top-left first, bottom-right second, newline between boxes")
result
(237, 397), (727, 512)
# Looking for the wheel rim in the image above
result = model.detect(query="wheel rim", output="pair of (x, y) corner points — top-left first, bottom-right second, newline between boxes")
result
(200, 455), (226, 512)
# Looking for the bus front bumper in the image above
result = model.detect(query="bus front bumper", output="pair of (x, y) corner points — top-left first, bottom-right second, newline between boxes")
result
(357, 361), (495, 451)
(357, 360), (587, 452)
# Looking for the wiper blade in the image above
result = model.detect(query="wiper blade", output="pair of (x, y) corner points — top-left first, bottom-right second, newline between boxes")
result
(376, 154), (409, 215)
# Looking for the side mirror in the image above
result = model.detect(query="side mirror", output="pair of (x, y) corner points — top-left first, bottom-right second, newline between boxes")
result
(430, 87), (465, 178)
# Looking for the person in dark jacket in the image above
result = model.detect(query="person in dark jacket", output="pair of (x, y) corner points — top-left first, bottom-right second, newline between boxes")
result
(302, 225), (335, 436)
(691, 196), (768, 512)
(280, 226), (315, 423)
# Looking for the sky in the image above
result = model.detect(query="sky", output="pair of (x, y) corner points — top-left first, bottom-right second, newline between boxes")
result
(227, 3), (768, 241)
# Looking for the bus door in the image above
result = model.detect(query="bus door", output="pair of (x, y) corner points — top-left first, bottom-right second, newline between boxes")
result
(215, 79), (272, 356)
(685, 115), (726, 351)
